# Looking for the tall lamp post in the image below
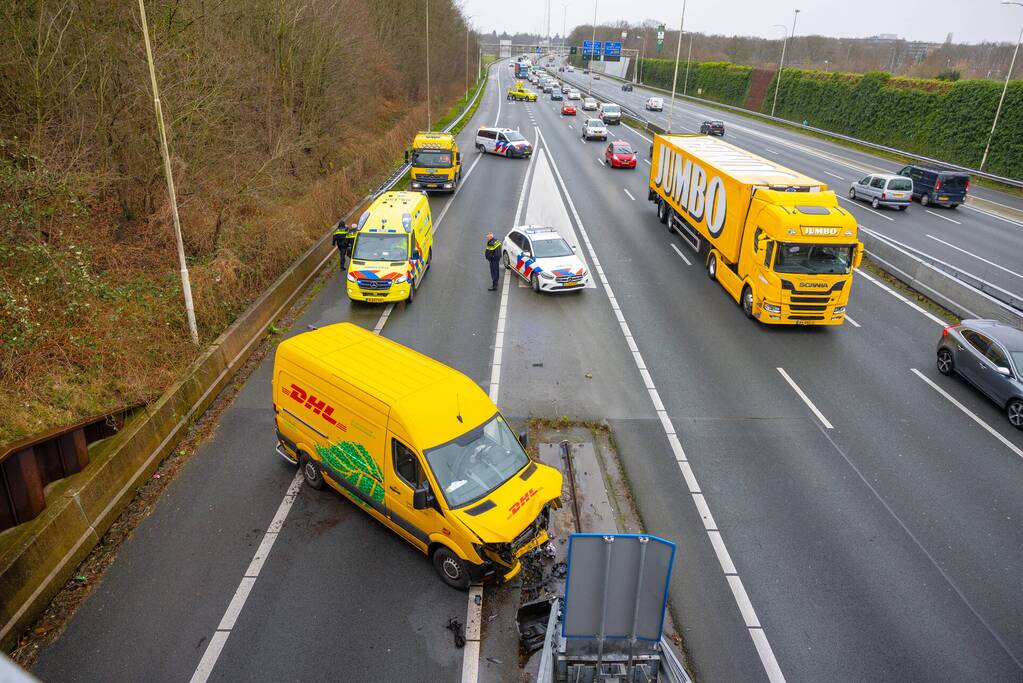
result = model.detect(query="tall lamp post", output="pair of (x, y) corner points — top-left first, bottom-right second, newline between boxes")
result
(588, 0), (597, 95)
(683, 32), (694, 96)
(667, 0), (688, 133)
(770, 9), (800, 118)
(137, 0), (198, 344)
(425, 0), (432, 129)
(981, 1), (1023, 170)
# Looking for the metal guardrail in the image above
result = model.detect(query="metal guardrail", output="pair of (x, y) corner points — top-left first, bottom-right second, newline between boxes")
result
(861, 227), (1023, 312)
(556, 69), (1023, 189)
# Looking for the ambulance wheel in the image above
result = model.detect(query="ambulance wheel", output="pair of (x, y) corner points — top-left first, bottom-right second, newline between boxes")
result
(433, 546), (470, 590)
(531, 273), (541, 293)
(707, 253), (717, 281)
(406, 279), (415, 304)
(426, 249), (433, 269)
(503, 251), (512, 269)
(300, 453), (325, 490)
(741, 285), (754, 319)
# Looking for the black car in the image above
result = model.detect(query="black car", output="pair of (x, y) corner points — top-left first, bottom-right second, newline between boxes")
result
(621, 84), (633, 92)
(551, 88), (564, 101)
(897, 164), (970, 208)
(700, 120), (724, 136)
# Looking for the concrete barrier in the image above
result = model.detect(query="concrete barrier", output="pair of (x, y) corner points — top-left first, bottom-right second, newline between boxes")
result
(860, 231), (1023, 328)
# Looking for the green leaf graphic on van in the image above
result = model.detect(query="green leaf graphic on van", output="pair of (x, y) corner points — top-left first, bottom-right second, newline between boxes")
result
(315, 440), (384, 504)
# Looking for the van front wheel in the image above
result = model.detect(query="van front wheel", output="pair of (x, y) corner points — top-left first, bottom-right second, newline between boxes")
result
(433, 547), (471, 590)
(300, 453), (325, 490)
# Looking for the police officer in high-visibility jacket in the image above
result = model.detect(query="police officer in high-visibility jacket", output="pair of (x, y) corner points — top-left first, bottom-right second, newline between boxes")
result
(332, 220), (348, 271)
(484, 232), (502, 291)
(344, 220), (358, 263)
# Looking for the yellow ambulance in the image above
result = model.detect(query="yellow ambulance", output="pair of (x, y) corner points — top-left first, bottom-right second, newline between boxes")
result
(346, 191), (433, 304)
(272, 322), (563, 588)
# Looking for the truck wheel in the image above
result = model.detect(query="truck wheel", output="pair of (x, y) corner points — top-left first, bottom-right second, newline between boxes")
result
(741, 286), (754, 319)
(920, 193), (930, 206)
(707, 253), (717, 281)
(657, 199), (669, 224)
(300, 453), (325, 490)
(432, 547), (470, 590)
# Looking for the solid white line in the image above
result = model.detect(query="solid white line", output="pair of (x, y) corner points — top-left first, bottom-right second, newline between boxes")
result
(844, 315), (861, 328)
(750, 628), (787, 683)
(598, 158), (605, 166)
(838, 195), (894, 221)
(373, 304), (394, 334)
(536, 122), (786, 681)
(962, 203), (1023, 229)
(623, 121), (653, 143)
(912, 369), (1023, 459)
(764, 147), (780, 154)
(727, 575), (761, 628)
(854, 268), (948, 326)
(823, 171), (845, 180)
(924, 234), (1023, 282)
(669, 243), (692, 266)
(925, 209), (962, 225)
(708, 530), (737, 575)
(777, 367), (834, 429)
(623, 188), (636, 201)
(190, 471), (303, 683)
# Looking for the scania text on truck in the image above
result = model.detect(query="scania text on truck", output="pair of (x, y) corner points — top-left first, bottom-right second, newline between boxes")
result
(406, 132), (461, 192)
(648, 135), (863, 325)
(273, 322), (562, 588)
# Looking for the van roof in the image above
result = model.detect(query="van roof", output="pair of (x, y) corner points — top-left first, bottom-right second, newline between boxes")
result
(358, 191), (428, 233)
(659, 134), (824, 189)
(908, 164), (970, 178)
(278, 323), (495, 450)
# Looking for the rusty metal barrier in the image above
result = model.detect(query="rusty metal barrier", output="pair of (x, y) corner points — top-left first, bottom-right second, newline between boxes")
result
(0, 407), (136, 532)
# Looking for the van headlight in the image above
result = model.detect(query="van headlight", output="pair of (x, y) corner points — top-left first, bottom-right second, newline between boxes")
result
(763, 303), (782, 314)
(346, 273), (357, 282)
(833, 306), (846, 314)
(394, 275), (408, 284)
(540, 272), (554, 280)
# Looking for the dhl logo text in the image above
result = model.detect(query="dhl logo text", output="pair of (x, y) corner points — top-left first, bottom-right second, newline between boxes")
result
(508, 488), (539, 518)
(282, 383), (347, 431)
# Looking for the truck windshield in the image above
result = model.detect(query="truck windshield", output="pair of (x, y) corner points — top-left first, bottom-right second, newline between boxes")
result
(425, 414), (529, 509)
(352, 233), (408, 261)
(411, 150), (452, 168)
(774, 243), (855, 275)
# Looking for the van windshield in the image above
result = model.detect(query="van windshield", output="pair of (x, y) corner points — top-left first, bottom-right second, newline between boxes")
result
(602, 105), (620, 113)
(774, 243), (855, 275)
(411, 150), (452, 168)
(352, 233), (408, 261)
(425, 414), (529, 509)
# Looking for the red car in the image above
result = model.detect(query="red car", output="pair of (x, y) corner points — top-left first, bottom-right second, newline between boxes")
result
(605, 141), (637, 168)
(561, 102), (577, 116)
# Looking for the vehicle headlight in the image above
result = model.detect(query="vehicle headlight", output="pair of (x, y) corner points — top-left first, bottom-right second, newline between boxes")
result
(346, 273), (357, 282)
(763, 303), (782, 314)
(444, 182), (453, 188)
(833, 306), (846, 314)
(540, 272), (554, 280)
(395, 275), (408, 284)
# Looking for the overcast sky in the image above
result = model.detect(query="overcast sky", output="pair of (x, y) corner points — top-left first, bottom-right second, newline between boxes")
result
(461, 0), (1023, 45)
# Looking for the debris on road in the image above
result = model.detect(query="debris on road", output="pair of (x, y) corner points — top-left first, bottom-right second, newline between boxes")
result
(445, 617), (466, 648)
(516, 598), (555, 653)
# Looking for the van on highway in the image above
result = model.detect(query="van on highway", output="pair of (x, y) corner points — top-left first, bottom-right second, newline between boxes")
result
(346, 191), (432, 304)
(272, 322), (562, 588)
(897, 164), (970, 208)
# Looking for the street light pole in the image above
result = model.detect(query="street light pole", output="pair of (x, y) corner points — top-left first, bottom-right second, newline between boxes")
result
(426, 0), (432, 129)
(588, 0), (597, 95)
(667, 0), (688, 133)
(981, 1), (1023, 170)
(770, 9), (800, 118)
(683, 32), (694, 96)
(137, 0), (198, 345)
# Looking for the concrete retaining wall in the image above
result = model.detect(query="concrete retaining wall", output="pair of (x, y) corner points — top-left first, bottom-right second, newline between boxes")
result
(861, 231), (1023, 328)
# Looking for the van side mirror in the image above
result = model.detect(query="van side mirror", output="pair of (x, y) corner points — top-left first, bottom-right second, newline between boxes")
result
(413, 482), (434, 510)
(404, 150), (410, 163)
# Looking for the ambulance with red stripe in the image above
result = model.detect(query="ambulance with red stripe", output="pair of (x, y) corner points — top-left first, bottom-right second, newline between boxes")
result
(346, 191), (433, 304)
(501, 226), (589, 292)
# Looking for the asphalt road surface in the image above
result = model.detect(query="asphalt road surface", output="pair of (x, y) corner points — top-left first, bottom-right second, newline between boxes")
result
(33, 60), (1023, 683)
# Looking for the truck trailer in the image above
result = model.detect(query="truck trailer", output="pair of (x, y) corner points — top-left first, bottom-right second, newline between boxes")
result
(648, 134), (862, 326)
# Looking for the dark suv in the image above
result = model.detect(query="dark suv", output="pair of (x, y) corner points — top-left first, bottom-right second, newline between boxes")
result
(700, 120), (724, 136)
(897, 165), (970, 208)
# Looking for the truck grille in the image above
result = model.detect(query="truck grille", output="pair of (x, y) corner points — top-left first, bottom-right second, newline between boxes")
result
(358, 279), (392, 290)
(414, 173), (448, 183)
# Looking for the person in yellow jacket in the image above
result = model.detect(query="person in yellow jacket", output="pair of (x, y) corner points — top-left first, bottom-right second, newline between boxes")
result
(484, 232), (502, 291)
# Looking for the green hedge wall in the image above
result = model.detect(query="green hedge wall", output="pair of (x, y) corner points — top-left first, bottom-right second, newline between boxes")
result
(637, 58), (753, 107)
(761, 69), (1023, 179)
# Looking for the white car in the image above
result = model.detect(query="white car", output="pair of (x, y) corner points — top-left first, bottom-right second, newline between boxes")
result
(502, 226), (588, 292)
(567, 90), (582, 100)
(645, 97), (663, 111)
(582, 97), (598, 111)
(582, 118), (607, 141)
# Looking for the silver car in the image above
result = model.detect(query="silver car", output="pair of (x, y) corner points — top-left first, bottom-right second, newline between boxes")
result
(848, 173), (913, 210)
(937, 319), (1023, 428)
(582, 118), (607, 141)
(582, 97), (598, 111)
(567, 90), (582, 100)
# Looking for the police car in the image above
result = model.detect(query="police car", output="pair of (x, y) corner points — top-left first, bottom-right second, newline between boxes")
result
(475, 127), (533, 158)
(502, 226), (588, 292)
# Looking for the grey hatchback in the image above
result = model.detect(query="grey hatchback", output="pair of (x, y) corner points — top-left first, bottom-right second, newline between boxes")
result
(849, 173), (913, 210)
(936, 319), (1023, 428)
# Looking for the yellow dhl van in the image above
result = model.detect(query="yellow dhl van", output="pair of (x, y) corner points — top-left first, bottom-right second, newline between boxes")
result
(272, 322), (563, 588)
(406, 131), (461, 192)
(346, 191), (433, 304)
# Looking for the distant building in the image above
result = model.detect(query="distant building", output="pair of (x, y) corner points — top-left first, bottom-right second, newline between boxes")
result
(860, 34), (940, 70)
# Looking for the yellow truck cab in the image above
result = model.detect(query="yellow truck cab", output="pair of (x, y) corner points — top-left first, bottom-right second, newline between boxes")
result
(272, 322), (562, 588)
(346, 191), (433, 304)
(648, 134), (863, 325)
(407, 132), (461, 192)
